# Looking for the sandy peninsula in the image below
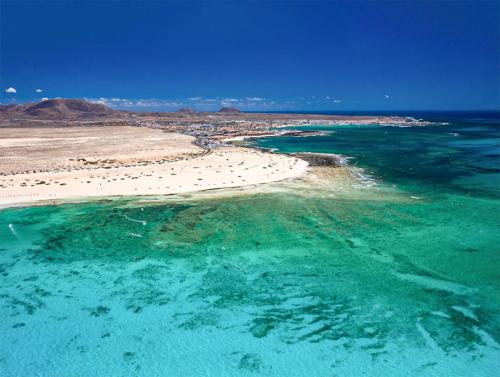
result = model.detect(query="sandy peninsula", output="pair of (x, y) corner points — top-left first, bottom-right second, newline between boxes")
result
(0, 126), (308, 207)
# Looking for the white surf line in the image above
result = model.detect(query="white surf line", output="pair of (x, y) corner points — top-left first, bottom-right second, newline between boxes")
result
(8, 223), (21, 241)
(123, 214), (147, 225)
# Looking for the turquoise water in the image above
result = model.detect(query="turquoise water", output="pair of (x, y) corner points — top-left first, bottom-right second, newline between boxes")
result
(1, 113), (499, 376)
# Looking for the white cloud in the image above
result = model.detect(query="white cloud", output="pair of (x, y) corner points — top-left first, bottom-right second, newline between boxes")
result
(136, 100), (182, 107)
(88, 97), (184, 109)
(36, 89), (43, 93)
(333, 99), (342, 103)
(220, 98), (239, 107)
(41, 97), (49, 101)
(385, 94), (391, 99)
(325, 96), (330, 100)
(5, 87), (16, 94)
(86, 96), (295, 111)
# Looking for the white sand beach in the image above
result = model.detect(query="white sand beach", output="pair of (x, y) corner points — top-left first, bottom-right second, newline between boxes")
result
(0, 126), (308, 207)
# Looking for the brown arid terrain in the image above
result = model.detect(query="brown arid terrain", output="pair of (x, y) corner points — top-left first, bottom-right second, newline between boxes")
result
(0, 125), (307, 207)
(0, 126), (201, 174)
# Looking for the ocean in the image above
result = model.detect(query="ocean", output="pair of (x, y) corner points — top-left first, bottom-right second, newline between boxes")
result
(1, 111), (499, 376)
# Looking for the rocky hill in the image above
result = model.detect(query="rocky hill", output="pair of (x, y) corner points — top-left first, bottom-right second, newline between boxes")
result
(0, 99), (116, 120)
(218, 107), (241, 114)
(176, 108), (198, 115)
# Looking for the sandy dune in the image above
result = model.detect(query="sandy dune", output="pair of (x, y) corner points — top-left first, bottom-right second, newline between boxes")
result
(0, 126), (307, 207)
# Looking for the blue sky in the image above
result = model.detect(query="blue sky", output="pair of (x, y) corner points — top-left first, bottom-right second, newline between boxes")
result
(1, 1), (498, 111)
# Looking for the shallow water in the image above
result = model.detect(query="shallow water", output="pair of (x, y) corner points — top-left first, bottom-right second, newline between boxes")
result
(1, 112), (499, 376)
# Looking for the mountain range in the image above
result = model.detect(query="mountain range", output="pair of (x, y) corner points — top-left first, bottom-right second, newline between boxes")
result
(0, 99), (116, 120)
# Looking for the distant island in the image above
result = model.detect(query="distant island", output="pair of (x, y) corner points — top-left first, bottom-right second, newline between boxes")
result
(218, 107), (241, 114)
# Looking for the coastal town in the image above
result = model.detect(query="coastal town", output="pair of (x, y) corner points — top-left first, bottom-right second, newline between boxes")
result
(1, 99), (438, 149)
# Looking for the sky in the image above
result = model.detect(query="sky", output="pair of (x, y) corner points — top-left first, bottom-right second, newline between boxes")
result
(0, 1), (499, 111)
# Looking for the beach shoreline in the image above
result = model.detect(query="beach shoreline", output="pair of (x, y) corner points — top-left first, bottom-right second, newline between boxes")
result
(0, 126), (309, 209)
